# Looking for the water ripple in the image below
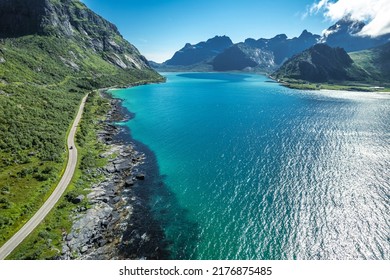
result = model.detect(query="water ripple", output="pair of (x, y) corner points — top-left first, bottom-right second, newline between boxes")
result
(114, 73), (390, 260)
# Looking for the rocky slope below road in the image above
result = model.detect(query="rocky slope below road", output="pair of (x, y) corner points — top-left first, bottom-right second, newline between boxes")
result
(61, 95), (149, 260)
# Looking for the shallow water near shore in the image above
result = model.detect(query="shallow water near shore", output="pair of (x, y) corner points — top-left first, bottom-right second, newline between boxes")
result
(111, 72), (390, 260)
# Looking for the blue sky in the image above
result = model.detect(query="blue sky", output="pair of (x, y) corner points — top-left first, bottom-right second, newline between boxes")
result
(81, 0), (333, 62)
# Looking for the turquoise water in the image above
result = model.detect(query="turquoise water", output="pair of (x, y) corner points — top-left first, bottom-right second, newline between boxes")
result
(112, 73), (390, 260)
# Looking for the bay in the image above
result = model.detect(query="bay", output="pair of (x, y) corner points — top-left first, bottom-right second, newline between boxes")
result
(111, 72), (390, 260)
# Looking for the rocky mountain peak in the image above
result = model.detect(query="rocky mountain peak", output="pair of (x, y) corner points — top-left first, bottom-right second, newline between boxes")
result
(0, 0), (120, 41)
(164, 35), (233, 66)
(322, 18), (365, 39)
(299, 29), (314, 39)
(270, 34), (288, 42)
(50, 0), (120, 38)
(206, 35), (233, 46)
(320, 17), (390, 52)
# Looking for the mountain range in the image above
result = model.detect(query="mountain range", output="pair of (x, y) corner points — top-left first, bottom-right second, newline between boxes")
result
(153, 18), (390, 76)
(165, 35), (233, 66)
(273, 42), (390, 89)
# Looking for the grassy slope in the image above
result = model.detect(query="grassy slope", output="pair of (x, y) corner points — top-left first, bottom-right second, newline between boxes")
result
(8, 91), (111, 259)
(349, 43), (390, 84)
(0, 35), (163, 250)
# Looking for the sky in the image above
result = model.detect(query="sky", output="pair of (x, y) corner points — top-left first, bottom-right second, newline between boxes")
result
(80, 0), (389, 62)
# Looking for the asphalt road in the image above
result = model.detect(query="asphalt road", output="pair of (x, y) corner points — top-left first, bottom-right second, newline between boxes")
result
(0, 94), (88, 260)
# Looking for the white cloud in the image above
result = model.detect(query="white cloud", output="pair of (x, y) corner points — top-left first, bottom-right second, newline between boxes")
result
(143, 52), (173, 63)
(310, 0), (390, 37)
(310, 0), (330, 14)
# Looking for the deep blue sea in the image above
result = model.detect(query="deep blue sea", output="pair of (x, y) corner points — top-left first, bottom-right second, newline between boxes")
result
(111, 72), (390, 260)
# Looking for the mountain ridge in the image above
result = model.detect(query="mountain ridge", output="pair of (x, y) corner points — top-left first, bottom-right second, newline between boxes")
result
(152, 19), (390, 73)
(165, 35), (233, 66)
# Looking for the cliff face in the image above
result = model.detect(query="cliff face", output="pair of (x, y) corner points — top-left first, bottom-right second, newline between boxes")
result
(213, 43), (275, 71)
(0, 0), (163, 168)
(0, 0), (117, 37)
(0, 0), (150, 70)
(0, 0), (47, 38)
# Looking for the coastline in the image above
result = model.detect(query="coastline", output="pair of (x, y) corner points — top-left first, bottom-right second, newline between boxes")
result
(267, 76), (390, 93)
(61, 87), (169, 260)
(61, 72), (390, 260)
(58, 71), (390, 259)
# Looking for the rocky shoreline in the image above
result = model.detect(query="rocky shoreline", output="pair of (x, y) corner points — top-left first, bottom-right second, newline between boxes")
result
(61, 92), (147, 260)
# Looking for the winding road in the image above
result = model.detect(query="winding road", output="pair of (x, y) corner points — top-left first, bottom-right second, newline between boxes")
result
(0, 94), (88, 260)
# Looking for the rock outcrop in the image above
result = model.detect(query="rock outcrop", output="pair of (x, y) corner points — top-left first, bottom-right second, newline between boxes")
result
(62, 96), (147, 260)
(0, 0), (150, 70)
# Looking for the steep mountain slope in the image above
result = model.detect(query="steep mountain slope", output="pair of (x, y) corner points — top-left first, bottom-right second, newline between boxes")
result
(154, 18), (390, 73)
(164, 35), (233, 66)
(320, 19), (390, 52)
(349, 42), (390, 82)
(155, 31), (321, 72)
(245, 30), (321, 65)
(0, 0), (162, 249)
(273, 44), (368, 83)
(0, 0), (156, 72)
(212, 43), (275, 71)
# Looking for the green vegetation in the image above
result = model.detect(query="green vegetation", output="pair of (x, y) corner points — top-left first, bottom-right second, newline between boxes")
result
(349, 42), (390, 84)
(278, 78), (390, 92)
(273, 43), (390, 91)
(0, 0), (163, 259)
(273, 44), (366, 83)
(0, 35), (162, 250)
(8, 91), (111, 259)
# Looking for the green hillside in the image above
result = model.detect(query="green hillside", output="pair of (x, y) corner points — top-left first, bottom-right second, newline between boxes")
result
(0, 0), (163, 251)
(349, 42), (390, 83)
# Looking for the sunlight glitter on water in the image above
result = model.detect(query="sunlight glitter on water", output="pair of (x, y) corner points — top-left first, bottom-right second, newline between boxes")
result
(112, 73), (390, 260)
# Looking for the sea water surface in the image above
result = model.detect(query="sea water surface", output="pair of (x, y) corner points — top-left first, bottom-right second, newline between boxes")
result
(112, 73), (390, 260)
